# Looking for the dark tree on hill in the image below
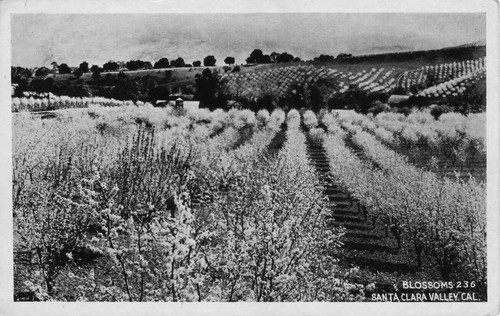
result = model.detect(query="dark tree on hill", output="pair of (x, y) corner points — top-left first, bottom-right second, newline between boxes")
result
(193, 60), (201, 67)
(164, 70), (172, 82)
(126, 60), (151, 71)
(91, 69), (101, 81)
(154, 58), (171, 69)
(336, 53), (353, 59)
(126, 60), (138, 71)
(194, 68), (227, 110)
(79, 61), (89, 73)
(29, 77), (55, 94)
(254, 94), (276, 113)
(293, 57), (302, 62)
(391, 86), (407, 95)
(117, 61), (127, 70)
(203, 55), (217, 66)
(102, 73), (113, 85)
(170, 57), (185, 68)
(12, 66), (32, 81)
(11, 66), (32, 96)
(261, 54), (272, 64)
(58, 63), (72, 74)
(148, 85), (170, 105)
(224, 56), (235, 65)
(111, 72), (139, 100)
(73, 68), (83, 78)
(69, 79), (92, 97)
(90, 65), (101, 73)
(308, 78), (339, 112)
(314, 54), (335, 62)
(103, 61), (119, 72)
(35, 67), (51, 77)
(430, 105), (447, 120)
(278, 83), (307, 109)
(278, 77), (340, 111)
(270, 52), (279, 63)
(276, 52), (294, 63)
(246, 49), (264, 64)
(335, 86), (377, 114)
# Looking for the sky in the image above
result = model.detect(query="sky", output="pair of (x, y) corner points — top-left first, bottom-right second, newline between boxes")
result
(11, 13), (486, 68)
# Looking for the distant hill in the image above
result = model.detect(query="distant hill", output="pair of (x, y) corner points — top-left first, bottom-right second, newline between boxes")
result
(333, 43), (486, 64)
(445, 39), (487, 48)
(362, 39), (486, 57)
(367, 45), (416, 54)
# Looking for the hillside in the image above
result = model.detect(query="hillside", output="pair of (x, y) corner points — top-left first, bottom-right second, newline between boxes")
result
(220, 44), (486, 96)
(19, 44), (486, 109)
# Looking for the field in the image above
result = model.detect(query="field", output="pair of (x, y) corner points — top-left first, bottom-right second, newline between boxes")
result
(221, 57), (486, 101)
(12, 103), (486, 302)
(16, 55), (486, 115)
(25, 44), (486, 106)
(49, 66), (216, 84)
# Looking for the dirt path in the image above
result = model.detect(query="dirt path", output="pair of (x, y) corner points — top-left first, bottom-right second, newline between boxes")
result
(301, 124), (419, 280)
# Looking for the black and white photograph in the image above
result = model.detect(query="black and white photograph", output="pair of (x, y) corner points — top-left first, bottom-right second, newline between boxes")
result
(0, 0), (498, 315)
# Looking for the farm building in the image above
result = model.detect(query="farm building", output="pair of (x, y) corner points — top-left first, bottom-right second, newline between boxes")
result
(155, 100), (170, 107)
(226, 100), (244, 110)
(11, 84), (18, 96)
(387, 95), (410, 107)
(155, 99), (199, 110)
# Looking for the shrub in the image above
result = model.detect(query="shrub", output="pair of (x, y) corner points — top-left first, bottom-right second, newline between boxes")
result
(303, 110), (318, 129)
(395, 107), (411, 116)
(268, 108), (286, 130)
(256, 109), (270, 127)
(286, 109), (301, 127)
